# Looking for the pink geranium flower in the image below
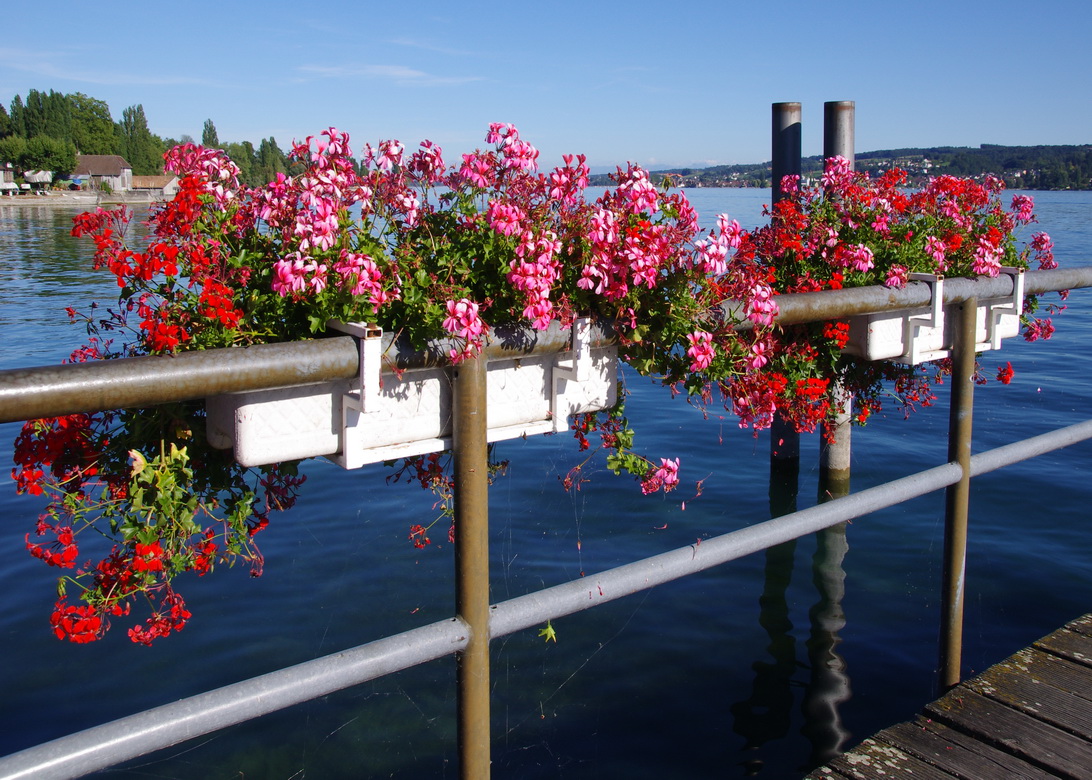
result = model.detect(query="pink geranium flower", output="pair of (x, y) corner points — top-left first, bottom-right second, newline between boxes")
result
(686, 331), (715, 372)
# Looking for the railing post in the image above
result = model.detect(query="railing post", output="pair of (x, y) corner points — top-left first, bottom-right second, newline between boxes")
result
(771, 102), (802, 472)
(453, 352), (491, 778)
(938, 297), (977, 691)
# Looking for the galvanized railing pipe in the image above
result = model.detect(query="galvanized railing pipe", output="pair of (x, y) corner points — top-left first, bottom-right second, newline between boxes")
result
(939, 299), (978, 691)
(491, 462), (963, 639)
(2, 269), (1088, 426)
(0, 337), (360, 423)
(452, 353), (492, 779)
(744, 266), (1092, 328)
(489, 421), (1092, 641)
(971, 419), (1092, 475)
(1026, 266), (1092, 295)
(0, 618), (469, 780)
(5, 418), (1092, 780)
(0, 322), (613, 425)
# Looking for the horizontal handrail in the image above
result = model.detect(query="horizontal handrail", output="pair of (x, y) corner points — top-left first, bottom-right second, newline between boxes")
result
(735, 266), (1092, 326)
(0, 337), (359, 424)
(0, 321), (610, 424)
(0, 619), (469, 780)
(4, 417), (1091, 780)
(2, 267), (1088, 425)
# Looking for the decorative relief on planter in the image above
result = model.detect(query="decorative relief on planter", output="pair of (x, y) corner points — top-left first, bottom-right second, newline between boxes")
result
(844, 269), (1025, 365)
(206, 319), (617, 469)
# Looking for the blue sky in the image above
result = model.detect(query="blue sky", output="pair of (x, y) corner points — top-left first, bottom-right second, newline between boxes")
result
(3, 1), (1089, 171)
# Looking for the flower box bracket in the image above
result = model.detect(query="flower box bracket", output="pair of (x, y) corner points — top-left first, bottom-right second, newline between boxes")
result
(845, 268), (1026, 365)
(983, 266), (1025, 351)
(551, 317), (593, 433)
(905, 273), (945, 364)
(327, 320), (384, 414)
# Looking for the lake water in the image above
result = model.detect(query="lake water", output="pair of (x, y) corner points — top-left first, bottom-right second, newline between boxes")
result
(2, 190), (1091, 778)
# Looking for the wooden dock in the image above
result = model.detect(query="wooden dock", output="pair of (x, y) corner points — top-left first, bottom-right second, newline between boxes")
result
(808, 614), (1092, 779)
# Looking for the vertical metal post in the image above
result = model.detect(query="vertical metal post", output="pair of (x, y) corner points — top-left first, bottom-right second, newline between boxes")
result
(819, 101), (855, 500)
(453, 353), (491, 778)
(823, 101), (855, 169)
(771, 102), (802, 205)
(939, 298), (977, 691)
(763, 102), (802, 753)
(771, 102), (802, 470)
(818, 393), (852, 501)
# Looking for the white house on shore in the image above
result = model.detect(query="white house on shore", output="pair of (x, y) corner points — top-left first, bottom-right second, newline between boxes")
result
(73, 155), (133, 192)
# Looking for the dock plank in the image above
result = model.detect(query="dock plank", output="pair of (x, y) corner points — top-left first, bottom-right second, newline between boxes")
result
(926, 686), (1092, 776)
(874, 719), (1056, 780)
(808, 615), (1092, 779)
(963, 646), (1092, 736)
(1036, 626), (1092, 670)
(817, 737), (957, 780)
(1062, 613), (1092, 638)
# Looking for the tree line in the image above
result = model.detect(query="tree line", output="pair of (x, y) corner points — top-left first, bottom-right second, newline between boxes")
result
(6, 88), (1090, 192)
(0, 88), (289, 186)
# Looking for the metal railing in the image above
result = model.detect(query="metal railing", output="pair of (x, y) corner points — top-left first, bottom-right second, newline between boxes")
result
(3, 419), (1091, 780)
(1, 268), (1091, 779)
(2, 267), (1084, 423)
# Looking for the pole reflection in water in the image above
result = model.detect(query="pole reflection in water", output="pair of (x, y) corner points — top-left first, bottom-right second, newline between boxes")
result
(730, 459), (851, 775)
(801, 522), (851, 769)
(730, 537), (798, 776)
(729, 459), (799, 775)
(803, 463), (853, 768)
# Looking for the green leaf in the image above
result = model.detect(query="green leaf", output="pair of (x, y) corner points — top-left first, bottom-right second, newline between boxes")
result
(538, 621), (557, 643)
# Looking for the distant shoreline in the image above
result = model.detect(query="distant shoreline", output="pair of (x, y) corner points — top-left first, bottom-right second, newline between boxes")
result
(0, 192), (161, 208)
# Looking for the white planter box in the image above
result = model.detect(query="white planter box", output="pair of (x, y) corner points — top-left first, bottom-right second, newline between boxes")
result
(844, 270), (1024, 365)
(206, 320), (617, 469)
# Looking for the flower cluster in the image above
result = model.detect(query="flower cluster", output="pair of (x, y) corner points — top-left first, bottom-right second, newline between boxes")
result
(709, 157), (1060, 437)
(12, 124), (778, 643)
(13, 389), (302, 644)
(12, 132), (1059, 644)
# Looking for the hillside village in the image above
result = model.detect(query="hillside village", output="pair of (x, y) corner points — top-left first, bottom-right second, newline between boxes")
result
(593, 145), (1092, 191)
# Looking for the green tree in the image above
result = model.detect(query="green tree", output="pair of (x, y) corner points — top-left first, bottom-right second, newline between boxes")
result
(254, 137), (287, 184)
(19, 89), (72, 140)
(44, 90), (72, 141)
(9, 95), (26, 137)
(0, 104), (11, 138)
(22, 135), (77, 177)
(225, 140), (256, 185)
(118, 104), (161, 175)
(68, 93), (117, 154)
(22, 89), (48, 138)
(202, 119), (220, 148)
(150, 131), (169, 166)
(0, 135), (28, 166)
